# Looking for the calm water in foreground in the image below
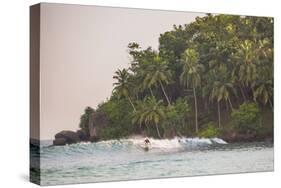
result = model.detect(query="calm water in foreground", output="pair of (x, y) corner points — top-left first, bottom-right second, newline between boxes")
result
(33, 138), (273, 185)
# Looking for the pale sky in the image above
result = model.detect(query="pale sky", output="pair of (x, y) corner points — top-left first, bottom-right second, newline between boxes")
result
(38, 3), (204, 140)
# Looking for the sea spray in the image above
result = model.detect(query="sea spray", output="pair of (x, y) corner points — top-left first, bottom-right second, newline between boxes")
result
(128, 137), (227, 150)
(41, 137), (228, 151)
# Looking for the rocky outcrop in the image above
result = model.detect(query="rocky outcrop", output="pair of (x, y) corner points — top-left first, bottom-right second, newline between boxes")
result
(53, 111), (108, 146)
(53, 138), (67, 146)
(88, 111), (108, 141)
(76, 130), (88, 141)
(54, 130), (80, 145)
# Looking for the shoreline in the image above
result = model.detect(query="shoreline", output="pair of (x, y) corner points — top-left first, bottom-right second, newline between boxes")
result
(31, 133), (273, 147)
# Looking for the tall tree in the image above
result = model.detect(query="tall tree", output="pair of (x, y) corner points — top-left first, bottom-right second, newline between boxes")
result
(132, 97), (165, 138)
(113, 69), (136, 111)
(143, 55), (172, 105)
(180, 48), (203, 133)
(253, 79), (273, 107)
(209, 66), (236, 128)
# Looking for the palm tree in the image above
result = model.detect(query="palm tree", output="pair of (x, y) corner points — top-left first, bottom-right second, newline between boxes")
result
(231, 39), (273, 104)
(252, 39), (273, 108)
(142, 55), (172, 105)
(132, 101), (147, 129)
(209, 66), (236, 128)
(253, 79), (273, 107)
(235, 40), (258, 87)
(133, 66), (155, 98)
(132, 97), (165, 138)
(113, 69), (136, 111)
(180, 48), (203, 133)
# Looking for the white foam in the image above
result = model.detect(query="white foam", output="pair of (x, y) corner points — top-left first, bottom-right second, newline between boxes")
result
(183, 137), (213, 145)
(127, 137), (227, 149)
(211, 137), (228, 144)
(90, 137), (228, 150)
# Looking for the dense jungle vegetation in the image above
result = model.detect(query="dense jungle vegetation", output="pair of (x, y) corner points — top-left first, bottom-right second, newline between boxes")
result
(80, 14), (273, 141)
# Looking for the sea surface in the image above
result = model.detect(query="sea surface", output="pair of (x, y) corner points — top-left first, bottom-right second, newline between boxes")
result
(31, 137), (274, 186)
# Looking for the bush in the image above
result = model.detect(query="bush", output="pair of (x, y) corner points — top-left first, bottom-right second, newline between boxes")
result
(97, 97), (136, 140)
(231, 102), (261, 133)
(198, 122), (220, 138)
(99, 127), (124, 140)
(163, 98), (190, 135)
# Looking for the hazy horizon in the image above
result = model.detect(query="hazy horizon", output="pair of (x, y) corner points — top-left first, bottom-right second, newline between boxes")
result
(37, 3), (204, 140)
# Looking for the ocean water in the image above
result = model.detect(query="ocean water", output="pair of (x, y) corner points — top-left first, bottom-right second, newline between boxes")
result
(32, 137), (273, 186)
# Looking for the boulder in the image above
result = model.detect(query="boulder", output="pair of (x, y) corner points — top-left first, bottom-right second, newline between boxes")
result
(53, 138), (67, 146)
(89, 136), (99, 142)
(76, 129), (88, 141)
(55, 130), (80, 144)
(88, 112), (108, 138)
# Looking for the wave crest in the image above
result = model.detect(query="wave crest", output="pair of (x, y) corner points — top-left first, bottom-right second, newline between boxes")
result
(128, 137), (227, 149)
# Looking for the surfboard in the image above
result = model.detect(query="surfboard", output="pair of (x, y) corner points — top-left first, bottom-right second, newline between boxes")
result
(143, 146), (149, 151)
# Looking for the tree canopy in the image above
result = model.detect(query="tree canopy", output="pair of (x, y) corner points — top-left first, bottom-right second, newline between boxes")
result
(80, 14), (273, 140)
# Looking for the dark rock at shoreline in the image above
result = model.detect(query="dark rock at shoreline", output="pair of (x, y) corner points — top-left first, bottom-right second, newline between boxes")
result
(54, 130), (80, 145)
(89, 136), (100, 142)
(53, 138), (67, 146)
(221, 131), (273, 143)
(76, 130), (89, 141)
(53, 111), (109, 146)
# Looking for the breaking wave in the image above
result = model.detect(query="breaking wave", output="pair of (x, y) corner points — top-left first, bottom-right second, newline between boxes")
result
(128, 137), (227, 150)
(40, 137), (227, 156)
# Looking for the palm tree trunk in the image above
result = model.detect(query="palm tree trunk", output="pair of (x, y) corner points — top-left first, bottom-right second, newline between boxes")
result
(127, 96), (136, 112)
(204, 98), (209, 111)
(228, 98), (234, 111)
(159, 81), (171, 106)
(193, 87), (199, 133)
(155, 123), (161, 138)
(149, 87), (154, 98)
(217, 101), (221, 128)
(239, 84), (247, 102)
(225, 100), (229, 113)
(269, 99), (273, 110)
(251, 87), (256, 102)
(145, 122), (149, 130)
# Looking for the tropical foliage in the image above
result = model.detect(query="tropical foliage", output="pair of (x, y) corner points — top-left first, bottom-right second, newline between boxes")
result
(80, 14), (273, 140)
(198, 122), (220, 138)
(231, 103), (261, 134)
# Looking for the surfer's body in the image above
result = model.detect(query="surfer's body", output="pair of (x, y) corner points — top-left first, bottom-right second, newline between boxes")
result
(144, 138), (151, 151)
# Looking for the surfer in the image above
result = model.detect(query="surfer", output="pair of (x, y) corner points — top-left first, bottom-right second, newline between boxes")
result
(144, 138), (150, 144)
(144, 138), (151, 151)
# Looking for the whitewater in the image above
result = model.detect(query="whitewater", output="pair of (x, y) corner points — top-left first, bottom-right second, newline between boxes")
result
(32, 137), (273, 185)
